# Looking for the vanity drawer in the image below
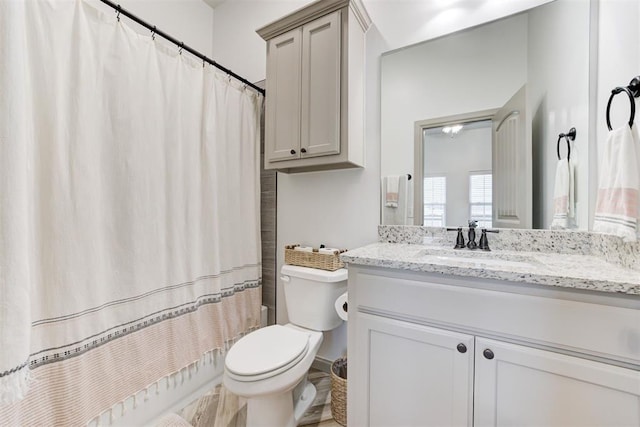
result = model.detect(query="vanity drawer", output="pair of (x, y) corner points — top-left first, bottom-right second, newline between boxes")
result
(351, 266), (640, 366)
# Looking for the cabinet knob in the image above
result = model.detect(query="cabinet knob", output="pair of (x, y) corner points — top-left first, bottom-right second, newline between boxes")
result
(483, 349), (494, 360)
(290, 149), (296, 155)
(301, 148), (307, 153)
(456, 343), (467, 353)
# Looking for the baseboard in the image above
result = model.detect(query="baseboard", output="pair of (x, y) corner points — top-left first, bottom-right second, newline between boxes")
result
(311, 356), (333, 373)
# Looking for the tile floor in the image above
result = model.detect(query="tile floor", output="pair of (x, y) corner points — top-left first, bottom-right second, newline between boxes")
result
(177, 369), (343, 427)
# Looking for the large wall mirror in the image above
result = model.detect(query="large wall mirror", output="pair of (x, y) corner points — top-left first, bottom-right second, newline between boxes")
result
(380, 0), (591, 230)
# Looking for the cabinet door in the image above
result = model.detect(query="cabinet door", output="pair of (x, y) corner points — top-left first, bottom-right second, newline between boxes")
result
(474, 337), (640, 427)
(265, 28), (301, 162)
(354, 313), (474, 427)
(300, 10), (341, 158)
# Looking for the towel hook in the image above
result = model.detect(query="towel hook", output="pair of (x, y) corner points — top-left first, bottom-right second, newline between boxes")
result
(606, 76), (640, 130)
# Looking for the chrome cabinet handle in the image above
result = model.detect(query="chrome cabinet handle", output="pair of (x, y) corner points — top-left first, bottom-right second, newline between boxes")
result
(290, 149), (296, 155)
(457, 343), (467, 353)
(483, 349), (494, 360)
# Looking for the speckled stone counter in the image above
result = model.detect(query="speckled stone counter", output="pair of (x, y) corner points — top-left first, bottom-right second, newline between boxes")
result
(340, 227), (640, 296)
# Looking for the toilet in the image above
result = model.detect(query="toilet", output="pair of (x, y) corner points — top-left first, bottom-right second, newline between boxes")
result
(223, 264), (348, 427)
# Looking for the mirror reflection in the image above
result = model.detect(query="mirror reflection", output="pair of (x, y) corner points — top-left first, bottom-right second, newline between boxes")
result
(380, 0), (590, 229)
(422, 119), (493, 228)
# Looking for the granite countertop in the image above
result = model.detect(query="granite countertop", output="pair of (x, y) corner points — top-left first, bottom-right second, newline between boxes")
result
(341, 242), (640, 296)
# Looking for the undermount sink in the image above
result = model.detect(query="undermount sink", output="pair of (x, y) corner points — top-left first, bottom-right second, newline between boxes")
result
(415, 247), (539, 269)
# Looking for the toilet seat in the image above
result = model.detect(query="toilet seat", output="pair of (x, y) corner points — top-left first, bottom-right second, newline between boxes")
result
(225, 325), (310, 382)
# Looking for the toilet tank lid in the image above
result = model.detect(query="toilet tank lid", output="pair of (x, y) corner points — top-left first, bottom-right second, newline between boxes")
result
(281, 265), (348, 282)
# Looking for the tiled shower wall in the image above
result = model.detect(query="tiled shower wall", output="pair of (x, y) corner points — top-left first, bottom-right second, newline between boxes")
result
(258, 85), (276, 325)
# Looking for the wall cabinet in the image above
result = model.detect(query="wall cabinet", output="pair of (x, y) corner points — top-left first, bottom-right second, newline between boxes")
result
(257, 0), (370, 173)
(348, 266), (640, 426)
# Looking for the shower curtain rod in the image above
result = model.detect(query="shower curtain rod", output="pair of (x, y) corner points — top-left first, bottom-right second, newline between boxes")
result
(99, 0), (265, 96)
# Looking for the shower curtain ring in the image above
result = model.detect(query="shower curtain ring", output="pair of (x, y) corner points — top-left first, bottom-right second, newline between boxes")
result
(203, 56), (207, 68)
(151, 26), (156, 40)
(179, 42), (184, 55)
(116, 4), (121, 21)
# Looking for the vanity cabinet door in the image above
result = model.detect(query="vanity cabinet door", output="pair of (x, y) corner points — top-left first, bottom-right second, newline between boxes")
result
(354, 313), (474, 427)
(474, 337), (640, 427)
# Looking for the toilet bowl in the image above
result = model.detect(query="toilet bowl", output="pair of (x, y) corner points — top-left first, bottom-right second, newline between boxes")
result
(223, 265), (347, 427)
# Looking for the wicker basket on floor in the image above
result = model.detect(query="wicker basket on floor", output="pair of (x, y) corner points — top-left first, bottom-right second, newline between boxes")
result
(331, 357), (347, 426)
(284, 245), (346, 271)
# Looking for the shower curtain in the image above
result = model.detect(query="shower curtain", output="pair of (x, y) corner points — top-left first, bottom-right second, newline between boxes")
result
(0, 0), (262, 424)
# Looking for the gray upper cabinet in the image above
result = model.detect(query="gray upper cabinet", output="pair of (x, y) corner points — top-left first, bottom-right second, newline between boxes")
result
(257, 0), (371, 173)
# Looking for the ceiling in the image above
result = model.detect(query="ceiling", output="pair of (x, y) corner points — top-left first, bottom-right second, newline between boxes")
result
(202, 0), (554, 51)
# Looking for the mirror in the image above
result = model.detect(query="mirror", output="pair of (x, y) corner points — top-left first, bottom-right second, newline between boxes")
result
(380, 0), (591, 229)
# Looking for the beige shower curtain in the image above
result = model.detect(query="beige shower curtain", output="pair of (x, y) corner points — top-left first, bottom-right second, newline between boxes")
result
(0, 0), (262, 423)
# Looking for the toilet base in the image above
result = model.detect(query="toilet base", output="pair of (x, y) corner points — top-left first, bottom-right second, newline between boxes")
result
(245, 380), (317, 427)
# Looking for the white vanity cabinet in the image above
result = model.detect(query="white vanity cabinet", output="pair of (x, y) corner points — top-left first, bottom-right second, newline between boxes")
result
(257, 0), (370, 173)
(356, 313), (474, 426)
(348, 265), (640, 427)
(474, 338), (640, 426)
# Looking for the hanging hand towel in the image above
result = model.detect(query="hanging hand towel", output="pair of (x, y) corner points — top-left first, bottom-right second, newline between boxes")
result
(593, 125), (640, 242)
(384, 175), (400, 208)
(550, 156), (577, 229)
(551, 159), (571, 229)
(381, 175), (409, 225)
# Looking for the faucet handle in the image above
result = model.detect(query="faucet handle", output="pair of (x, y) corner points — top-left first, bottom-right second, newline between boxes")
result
(478, 228), (499, 251)
(468, 220), (478, 229)
(446, 227), (466, 249)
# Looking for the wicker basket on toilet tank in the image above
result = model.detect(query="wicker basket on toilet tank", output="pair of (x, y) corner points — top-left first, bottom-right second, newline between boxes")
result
(284, 245), (346, 271)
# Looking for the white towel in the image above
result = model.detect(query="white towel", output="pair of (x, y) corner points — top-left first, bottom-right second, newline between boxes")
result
(384, 175), (400, 208)
(550, 157), (576, 229)
(593, 125), (640, 242)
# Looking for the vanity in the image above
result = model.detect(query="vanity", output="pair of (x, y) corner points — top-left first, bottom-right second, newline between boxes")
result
(343, 227), (640, 426)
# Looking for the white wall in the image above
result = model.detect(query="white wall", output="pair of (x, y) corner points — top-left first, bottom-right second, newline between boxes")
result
(527, 0), (590, 229)
(211, 0), (311, 83)
(90, 0), (214, 57)
(381, 14), (528, 177)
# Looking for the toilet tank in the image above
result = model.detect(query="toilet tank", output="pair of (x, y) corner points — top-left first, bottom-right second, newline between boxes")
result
(281, 265), (347, 331)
